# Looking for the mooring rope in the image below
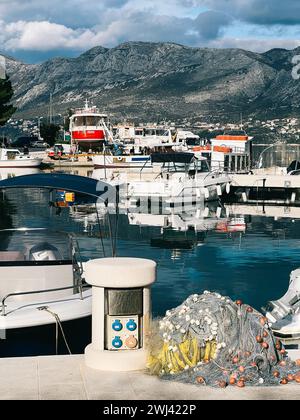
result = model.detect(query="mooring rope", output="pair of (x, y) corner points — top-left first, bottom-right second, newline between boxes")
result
(38, 306), (72, 355)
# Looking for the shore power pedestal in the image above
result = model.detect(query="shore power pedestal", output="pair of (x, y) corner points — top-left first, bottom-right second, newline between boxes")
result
(84, 258), (156, 371)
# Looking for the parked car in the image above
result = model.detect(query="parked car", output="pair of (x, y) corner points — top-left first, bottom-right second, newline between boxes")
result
(53, 143), (72, 154)
(30, 140), (49, 148)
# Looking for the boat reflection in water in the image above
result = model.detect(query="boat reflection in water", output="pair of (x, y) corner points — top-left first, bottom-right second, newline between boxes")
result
(0, 167), (42, 181)
(69, 200), (231, 250)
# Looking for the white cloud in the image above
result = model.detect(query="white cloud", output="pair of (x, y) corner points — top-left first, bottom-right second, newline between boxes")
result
(0, 0), (299, 59)
(0, 8), (232, 52)
(4, 21), (75, 51)
(206, 37), (300, 53)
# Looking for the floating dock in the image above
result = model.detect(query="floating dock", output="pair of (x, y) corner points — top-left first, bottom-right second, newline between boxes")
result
(1, 355), (299, 400)
(229, 174), (300, 205)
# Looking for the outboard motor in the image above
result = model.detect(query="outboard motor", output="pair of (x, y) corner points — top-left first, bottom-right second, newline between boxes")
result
(29, 242), (63, 261)
(265, 269), (300, 338)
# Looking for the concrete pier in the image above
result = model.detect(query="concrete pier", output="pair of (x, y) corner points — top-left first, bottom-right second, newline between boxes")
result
(1, 355), (299, 400)
(231, 174), (300, 189)
(228, 173), (300, 204)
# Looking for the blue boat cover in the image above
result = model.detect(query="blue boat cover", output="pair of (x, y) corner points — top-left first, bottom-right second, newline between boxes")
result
(0, 173), (116, 202)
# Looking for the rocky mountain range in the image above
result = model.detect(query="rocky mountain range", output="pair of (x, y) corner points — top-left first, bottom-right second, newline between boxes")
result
(3, 42), (300, 122)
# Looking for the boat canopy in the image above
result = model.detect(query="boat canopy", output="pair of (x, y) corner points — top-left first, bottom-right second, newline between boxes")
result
(0, 173), (116, 201)
(151, 152), (195, 164)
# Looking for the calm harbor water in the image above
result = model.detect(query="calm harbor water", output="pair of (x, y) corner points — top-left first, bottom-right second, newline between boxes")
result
(1, 185), (299, 318)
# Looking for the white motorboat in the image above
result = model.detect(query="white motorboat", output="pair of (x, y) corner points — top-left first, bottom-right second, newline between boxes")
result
(92, 142), (184, 169)
(93, 152), (152, 169)
(92, 126), (190, 169)
(0, 228), (92, 356)
(114, 124), (174, 144)
(265, 268), (300, 341)
(0, 172), (118, 357)
(125, 152), (231, 205)
(0, 148), (43, 168)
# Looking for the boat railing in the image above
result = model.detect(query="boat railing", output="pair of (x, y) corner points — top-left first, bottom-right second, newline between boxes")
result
(1, 281), (89, 316)
(139, 156), (152, 180)
(0, 229), (88, 316)
(203, 168), (224, 181)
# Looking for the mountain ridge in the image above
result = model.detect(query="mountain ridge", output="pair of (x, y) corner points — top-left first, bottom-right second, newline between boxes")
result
(3, 41), (300, 121)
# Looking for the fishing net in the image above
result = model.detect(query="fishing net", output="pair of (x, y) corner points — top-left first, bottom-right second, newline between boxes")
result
(147, 291), (300, 387)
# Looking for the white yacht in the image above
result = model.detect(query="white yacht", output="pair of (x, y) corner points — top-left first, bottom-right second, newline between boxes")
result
(92, 141), (183, 169)
(93, 151), (152, 169)
(114, 125), (174, 145)
(125, 152), (231, 206)
(0, 148), (43, 168)
(92, 126), (188, 169)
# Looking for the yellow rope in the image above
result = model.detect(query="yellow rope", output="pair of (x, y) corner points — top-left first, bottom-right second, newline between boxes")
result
(147, 335), (218, 375)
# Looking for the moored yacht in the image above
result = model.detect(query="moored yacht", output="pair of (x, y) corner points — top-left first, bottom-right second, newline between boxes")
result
(92, 140), (183, 169)
(92, 126), (200, 169)
(0, 228), (91, 356)
(125, 152), (231, 205)
(0, 148), (43, 168)
(69, 100), (113, 150)
(0, 173), (118, 357)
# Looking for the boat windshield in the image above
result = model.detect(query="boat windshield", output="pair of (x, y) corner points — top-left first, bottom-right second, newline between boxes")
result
(6, 151), (21, 160)
(73, 116), (107, 127)
(143, 129), (169, 137)
(0, 229), (72, 265)
(194, 159), (210, 172)
(160, 158), (210, 174)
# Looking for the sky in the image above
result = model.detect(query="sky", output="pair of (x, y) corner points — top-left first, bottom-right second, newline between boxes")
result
(0, 0), (300, 63)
